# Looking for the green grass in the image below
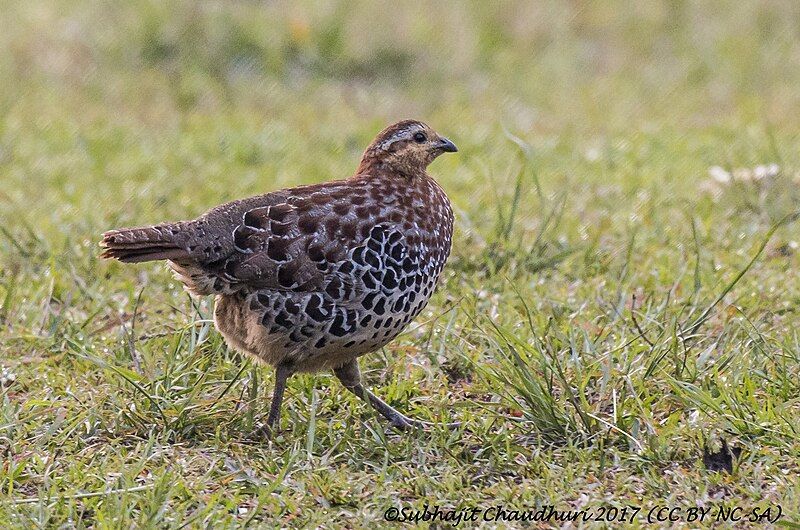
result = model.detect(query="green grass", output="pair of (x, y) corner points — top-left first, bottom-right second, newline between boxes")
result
(2, 1), (800, 527)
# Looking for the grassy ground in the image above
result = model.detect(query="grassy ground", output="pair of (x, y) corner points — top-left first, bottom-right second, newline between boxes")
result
(2, 1), (800, 527)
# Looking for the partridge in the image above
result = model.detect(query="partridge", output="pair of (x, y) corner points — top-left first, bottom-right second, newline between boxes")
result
(100, 120), (458, 433)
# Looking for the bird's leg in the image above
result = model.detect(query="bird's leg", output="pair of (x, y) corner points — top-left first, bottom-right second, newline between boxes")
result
(333, 360), (459, 431)
(260, 363), (293, 436)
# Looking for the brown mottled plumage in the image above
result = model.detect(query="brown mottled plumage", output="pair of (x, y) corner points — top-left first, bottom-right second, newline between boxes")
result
(100, 120), (458, 432)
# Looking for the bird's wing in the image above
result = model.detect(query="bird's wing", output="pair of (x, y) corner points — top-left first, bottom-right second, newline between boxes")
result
(196, 178), (405, 296)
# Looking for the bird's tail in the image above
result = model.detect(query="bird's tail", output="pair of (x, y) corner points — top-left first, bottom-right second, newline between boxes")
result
(100, 223), (191, 263)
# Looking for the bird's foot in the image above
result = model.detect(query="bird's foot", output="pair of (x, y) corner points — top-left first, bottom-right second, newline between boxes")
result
(333, 360), (460, 434)
(384, 409), (461, 432)
(249, 423), (275, 440)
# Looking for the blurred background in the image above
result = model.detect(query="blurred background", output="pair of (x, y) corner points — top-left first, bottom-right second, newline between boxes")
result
(2, 0), (800, 233)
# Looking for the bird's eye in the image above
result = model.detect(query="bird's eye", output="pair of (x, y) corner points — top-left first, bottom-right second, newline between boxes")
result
(413, 132), (427, 143)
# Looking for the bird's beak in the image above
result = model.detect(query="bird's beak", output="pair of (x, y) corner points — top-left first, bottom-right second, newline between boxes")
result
(436, 137), (458, 153)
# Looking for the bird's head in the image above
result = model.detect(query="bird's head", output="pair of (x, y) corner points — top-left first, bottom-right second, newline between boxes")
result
(357, 120), (457, 176)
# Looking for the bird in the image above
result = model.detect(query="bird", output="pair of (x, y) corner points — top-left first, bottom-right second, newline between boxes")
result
(100, 120), (459, 434)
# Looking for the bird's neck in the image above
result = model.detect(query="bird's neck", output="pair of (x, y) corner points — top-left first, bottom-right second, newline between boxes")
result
(356, 156), (423, 179)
